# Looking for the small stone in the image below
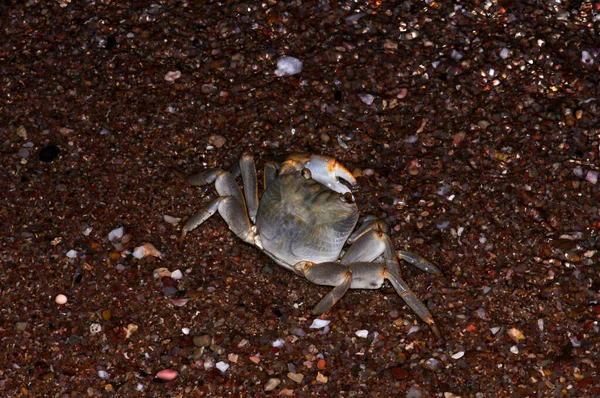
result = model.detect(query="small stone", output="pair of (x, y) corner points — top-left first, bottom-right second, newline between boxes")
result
(15, 322), (28, 332)
(90, 323), (102, 334)
(581, 50), (594, 65)
(16, 125), (27, 139)
(287, 372), (304, 383)
(510, 345), (519, 354)
(309, 319), (330, 329)
(163, 214), (181, 224)
(507, 327), (525, 343)
(170, 269), (183, 280)
(101, 309), (112, 321)
(451, 351), (465, 360)
(477, 120), (490, 129)
(499, 48), (510, 59)
(66, 249), (78, 258)
(153, 268), (172, 279)
(585, 170), (598, 185)
(216, 361), (229, 372)
(355, 329), (369, 338)
(228, 353), (239, 363)
(133, 243), (161, 259)
(209, 134), (227, 148)
(316, 372), (328, 383)
(55, 294), (68, 305)
(97, 370), (109, 379)
(274, 56), (303, 76)
(359, 94), (374, 105)
(193, 335), (212, 347)
(264, 378), (281, 392)
(164, 70), (181, 82)
(108, 227), (124, 241)
(155, 369), (178, 381)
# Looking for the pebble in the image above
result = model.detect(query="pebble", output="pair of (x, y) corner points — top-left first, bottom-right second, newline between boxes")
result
(55, 294), (68, 305)
(272, 338), (285, 348)
(97, 370), (109, 379)
(90, 323), (102, 334)
(171, 269), (183, 280)
(215, 361), (229, 373)
(108, 227), (124, 241)
(209, 134), (226, 148)
(155, 369), (178, 381)
(490, 327), (501, 335)
(359, 93), (374, 105)
(451, 351), (464, 360)
(133, 242), (161, 259)
(510, 345), (519, 354)
(499, 48), (510, 59)
(193, 335), (212, 347)
(164, 70), (181, 82)
(316, 372), (328, 384)
(355, 329), (369, 338)
(274, 56), (303, 76)
(507, 327), (525, 343)
(581, 50), (594, 65)
(101, 309), (112, 321)
(15, 322), (28, 332)
(153, 268), (172, 278)
(264, 378), (280, 391)
(310, 319), (330, 329)
(287, 372), (304, 383)
(66, 249), (78, 258)
(585, 170), (598, 184)
(163, 214), (181, 224)
(406, 385), (422, 398)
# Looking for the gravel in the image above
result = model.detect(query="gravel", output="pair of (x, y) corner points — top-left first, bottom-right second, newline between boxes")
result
(1, 0), (599, 396)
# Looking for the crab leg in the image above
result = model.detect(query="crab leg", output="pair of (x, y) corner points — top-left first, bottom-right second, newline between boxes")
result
(239, 153), (258, 222)
(264, 161), (279, 189)
(385, 269), (441, 339)
(397, 251), (441, 274)
(182, 197), (225, 237)
(296, 260), (441, 338)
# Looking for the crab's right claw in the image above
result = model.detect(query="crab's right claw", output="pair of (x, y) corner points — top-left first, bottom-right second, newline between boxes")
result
(304, 155), (356, 195)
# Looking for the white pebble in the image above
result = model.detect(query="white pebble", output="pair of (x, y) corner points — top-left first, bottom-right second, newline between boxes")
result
(309, 318), (331, 329)
(585, 170), (598, 184)
(66, 249), (78, 258)
(90, 323), (102, 335)
(499, 48), (510, 59)
(108, 227), (124, 241)
(274, 56), (303, 76)
(451, 351), (465, 359)
(490, 327), (501, 335)
(406, 385), (422, 398)
(359, 94), (374, 105)
(538, 318), (544, 332)
(355, 329), (369, 338)
(181, 327), (190, 335)
(171, 269), (183, 280)
(510, 345), (519, 354)
(83, 227), (93, 236)
(581, 50), (594, 65)
(216, 361), (229, 373)
(272, 338), (285, 348)
(451, 50), (463, 60)
(97, 370), (109, 379)
(55, 294), (68, 305)
(163, 214), (181, 224)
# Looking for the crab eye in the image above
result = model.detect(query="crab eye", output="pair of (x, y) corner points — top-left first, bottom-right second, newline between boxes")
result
(301, 167), (312, 179)
(340, 192), (354, 203)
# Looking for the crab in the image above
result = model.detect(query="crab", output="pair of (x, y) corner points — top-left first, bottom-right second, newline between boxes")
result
(182, 153), (441, 338)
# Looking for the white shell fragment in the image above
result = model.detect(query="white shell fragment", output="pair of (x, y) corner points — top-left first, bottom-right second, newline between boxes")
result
(108, 227), (124, 241)
(216, 361), (229, 373)
(510, 345), (519, 354)
(490, 326), (501, 335)
(97, 370), (109, 379)
(355, 329), (369, 338)
(90, 323), (102, 335)
(581, 50), (594, 65)
(274, 56), (303, 76)
(66, 249), (78, 258)
(164, 70), (181, 82)
(272, 338), (285, 348)
(309, 318), (331, 329)
(133, 243), (162, 259)
(451, 351), (465, 360)
(163, 214), (181, 224)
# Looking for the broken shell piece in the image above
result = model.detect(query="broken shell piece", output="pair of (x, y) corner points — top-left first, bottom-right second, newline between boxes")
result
(309, 319), (330, 329)
(133, 243), (162, 259)
(507, 327), (525, 343)
(108, 227), (124, 241)
(163, 214), (181, 224)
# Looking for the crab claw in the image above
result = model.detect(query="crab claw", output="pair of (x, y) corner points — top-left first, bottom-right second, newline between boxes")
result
(302, 154), (356, 195)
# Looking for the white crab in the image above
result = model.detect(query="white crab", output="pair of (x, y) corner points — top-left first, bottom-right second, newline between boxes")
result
(183, 153), (441, 337)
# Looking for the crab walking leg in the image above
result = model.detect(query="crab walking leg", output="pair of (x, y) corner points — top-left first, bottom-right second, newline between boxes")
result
(348, 215), (389, 243)
(342, 230), (402, 276)
(182, 197), (225, 237)
(239, 153), (258, 222)
(217, 196), (255, 244)
(187, 169), (246, 211)
(385, 270), (441, 338)
(397, 250), (441, 274)
(294, 261), (353, 314)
